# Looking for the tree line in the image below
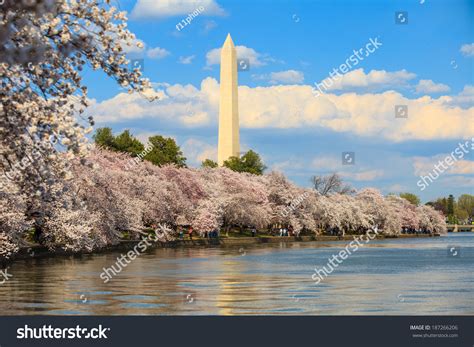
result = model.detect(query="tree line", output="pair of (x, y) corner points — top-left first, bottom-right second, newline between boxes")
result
(426, 194), (474, 224)
(93, 128), (266, 175)
(0, 147), (447, 261)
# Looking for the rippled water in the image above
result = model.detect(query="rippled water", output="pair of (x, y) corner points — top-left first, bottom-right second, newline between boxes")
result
(1, 233), (473, 315)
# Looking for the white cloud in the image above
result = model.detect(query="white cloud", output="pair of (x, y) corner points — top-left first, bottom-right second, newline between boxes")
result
(202, 20), (217, 33)
(341, 169), (385, 181)
(311, 156), (341, 171)
(180, 110), (210, 125)
(439, 175), (474, 188)
(131, 0), (226, 20)
(89, 78), (474, 142)
(460, 43), (474, 57)
(178, 55), (196, 64)
(415, 79), (450, 94)
(237, 84), (473, 141)
(206, 45), (271, 67)
(318, 68), (416, 92)
(439, 85), (474, 108)
(134, 131), (155, 144)
(90, 77), (219, 126)
(310, 155), (384, 181)
(181, 138), (217, 165)
(413, 155), (474, 176)
(253, 70), (304, 84)
(387, 184), (408, 193)
(120, 39), (171, 60)
(270, 160), (304, 172)
(270, 70), (304, 84)
(134, 131), (176, 144)
(121, 38), (145, 55)
(147, 47), (170, 59)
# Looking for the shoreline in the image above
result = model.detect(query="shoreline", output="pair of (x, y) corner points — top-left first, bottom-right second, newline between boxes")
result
(4, 233), (439, 265)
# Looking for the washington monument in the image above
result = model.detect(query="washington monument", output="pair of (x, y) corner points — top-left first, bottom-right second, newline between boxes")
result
(218, 33), (240, 166)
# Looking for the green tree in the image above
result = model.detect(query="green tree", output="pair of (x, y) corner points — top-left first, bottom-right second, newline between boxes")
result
(447, 194), (456, 224)
(201, 159), (218, 168)
(447, 194), (455, 215)
(93, 128), (144, 155)
(113, 130), (144, 155)
(223, 150), (266, 175)
(144, 135), (187, 167)
(454, 206), (469, 223)
(399, 192), (421, 206)
(429, 197), (448, 215)
(457, 194), (474, 215)
(223, 156), (244, 172)
(457, 194), (474, 222)
(93, 127), (116, 150)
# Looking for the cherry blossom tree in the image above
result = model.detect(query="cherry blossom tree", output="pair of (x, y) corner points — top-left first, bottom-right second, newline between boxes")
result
(211, 168), (271, 232)
(417, 205), (447, 234)
(0, 0), (154, 239)
(0, 144), (448, 258)
(191, 200), (222, 236)
(387, 195), (419, 232)
(264, 172), (303, 228)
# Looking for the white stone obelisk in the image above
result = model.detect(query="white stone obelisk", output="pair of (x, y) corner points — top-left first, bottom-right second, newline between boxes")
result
(218, 33), (240, 166)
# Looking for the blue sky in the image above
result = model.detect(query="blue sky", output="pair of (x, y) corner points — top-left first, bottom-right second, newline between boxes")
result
(84, 0), (473, 202)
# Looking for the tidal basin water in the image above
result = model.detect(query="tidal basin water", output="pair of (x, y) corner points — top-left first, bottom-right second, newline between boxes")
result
(1, 233), (473, 315)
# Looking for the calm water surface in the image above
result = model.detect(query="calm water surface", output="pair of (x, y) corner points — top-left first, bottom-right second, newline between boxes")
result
(1, 233), (473, 315)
